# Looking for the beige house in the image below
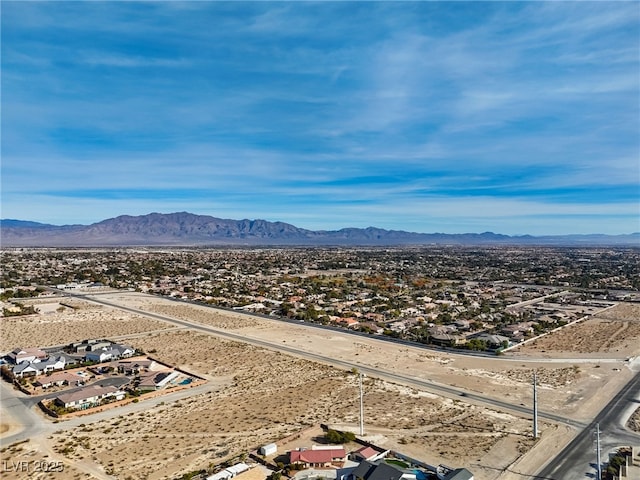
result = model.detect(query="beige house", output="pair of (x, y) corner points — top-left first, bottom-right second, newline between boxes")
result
(55, 385), (125, 409)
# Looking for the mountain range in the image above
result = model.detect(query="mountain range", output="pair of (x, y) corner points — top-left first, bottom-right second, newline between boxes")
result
(1, 212), (638, 247)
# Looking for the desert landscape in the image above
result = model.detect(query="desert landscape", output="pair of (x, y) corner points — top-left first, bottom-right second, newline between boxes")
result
(516, 302), (640, 358)
(1, 292), (639, 480)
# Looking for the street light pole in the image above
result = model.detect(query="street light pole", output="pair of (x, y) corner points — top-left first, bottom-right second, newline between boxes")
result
(533, 371), (538, 439)
(596, 423), (601, 480)
(359, 372), (364, 436)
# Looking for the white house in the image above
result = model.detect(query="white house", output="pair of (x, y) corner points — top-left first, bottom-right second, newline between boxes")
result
(43, 356), (66, 372)
(6, 347), (47, 364)
(12, 355), (66, 377)
(86, 350), (114, 363)
(55, 385), (125, 409)
(12, 362), (40, 377)
(85, 344), (135, 363)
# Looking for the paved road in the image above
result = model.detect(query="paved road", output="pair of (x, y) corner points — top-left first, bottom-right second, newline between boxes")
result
(60, 289), (589, 429)
(534, 370), (640, 480)
(0, 380), (50, 446)
(0, 375), (215, 446)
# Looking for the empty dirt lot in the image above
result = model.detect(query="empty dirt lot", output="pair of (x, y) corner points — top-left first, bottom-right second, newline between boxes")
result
(1, 292), (638, 480)
(515, 302), (640, 358)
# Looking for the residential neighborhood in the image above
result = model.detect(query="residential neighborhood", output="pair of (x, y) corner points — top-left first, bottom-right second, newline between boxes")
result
(188, 427), (475, 480)
(0, 338), (201, 416)
(1, 247), (636, 353)
(2, 340), (136, 380)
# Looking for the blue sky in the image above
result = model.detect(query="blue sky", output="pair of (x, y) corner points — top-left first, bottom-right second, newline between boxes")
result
(2, 1), (639, 235)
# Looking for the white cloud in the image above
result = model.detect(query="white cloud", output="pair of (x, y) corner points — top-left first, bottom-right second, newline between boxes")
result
(2, 1), (638, 236)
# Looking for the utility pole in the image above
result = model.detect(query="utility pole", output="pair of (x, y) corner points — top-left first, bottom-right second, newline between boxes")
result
(533, 371), (538, 439)
(596, 423), (601, 480)
(359, 372), (364, 436)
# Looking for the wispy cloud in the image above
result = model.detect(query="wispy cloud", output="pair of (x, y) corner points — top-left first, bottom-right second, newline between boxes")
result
(2, 1), (638, 234)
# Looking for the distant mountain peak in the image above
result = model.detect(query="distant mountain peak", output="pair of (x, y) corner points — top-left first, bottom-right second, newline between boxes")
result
(0, 219), (56, 228)
(1, 212), (638, 247)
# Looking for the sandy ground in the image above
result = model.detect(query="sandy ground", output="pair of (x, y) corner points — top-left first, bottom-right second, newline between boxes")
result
(1, 292), (639, 480)
(0, 299), (171, 352)
(515, 303), (640, 358)
(0, 405), (21, 439)
(628, 407), (640, 433)
(121, 293), (638, 421)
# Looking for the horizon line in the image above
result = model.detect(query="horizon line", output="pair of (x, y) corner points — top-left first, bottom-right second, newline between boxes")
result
(1, 212), (639, 239)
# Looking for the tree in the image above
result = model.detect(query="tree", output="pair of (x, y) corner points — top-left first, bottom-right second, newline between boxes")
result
(467, 339), (488, 351)
(279, 302), (294, 317)
(325, 429), (343, 443)
(325, 429), (356, 444)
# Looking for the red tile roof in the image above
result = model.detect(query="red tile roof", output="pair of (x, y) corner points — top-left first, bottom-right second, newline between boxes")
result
(354, 446), (378, 459)
(289, 448), (345, 464)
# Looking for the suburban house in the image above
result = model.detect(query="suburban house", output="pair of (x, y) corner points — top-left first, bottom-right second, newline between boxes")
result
(437, 466), (474, 480)
(55, 385), (126, 409)
(454, 319), (471, 331)
(138, 370), (179, 390)
(56, 353), (79, 367)
(442, 468), (474, 480)
(501, 322), (536, 338)
(429, 333), (466, 347)
(472, 333), (509, 348)
(363, 313), (385, 323)
(350, 446), (384, 462)
(86, 341), (113, 351)
(12, 355), (67, 377)
(85, 344), (135, 363)
(289, 446), (346, 468)
(34, 371), (81, 389)
(388, 320), (410, 333)
(70, 339), (135, 357)
(11, 362), (40, 377)
(70, 340), (110, 353)
(114, 359), (156, 375)
(6, 347), (48, 364)
(349, 460), (416, 480)
(336, 317), (360, 328)
(85, 350), (115, 363)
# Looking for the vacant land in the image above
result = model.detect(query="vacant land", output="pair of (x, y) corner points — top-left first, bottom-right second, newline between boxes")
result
(0, 298), (170, 351)
(107, 293), (634, 420)
(515, 302), (640, 358)
(1, 292), (638, 480)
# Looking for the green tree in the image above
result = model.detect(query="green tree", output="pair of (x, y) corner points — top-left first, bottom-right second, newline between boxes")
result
(325, 429), (356, 444)
(467, 339), (488, 351)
